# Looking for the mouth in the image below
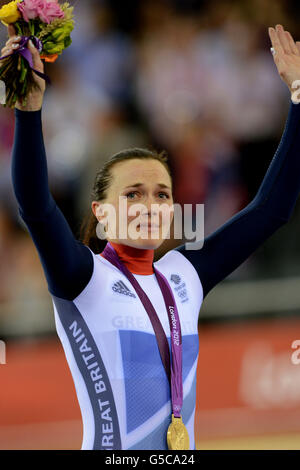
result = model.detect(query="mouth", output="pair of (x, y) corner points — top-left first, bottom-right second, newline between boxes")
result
(138, 224), (160, 229)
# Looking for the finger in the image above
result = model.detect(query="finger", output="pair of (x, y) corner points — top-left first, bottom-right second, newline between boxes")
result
(283, 29), (298, 54)
(285, 30), (300, 55)
(276, 24), (292, 54)
(268, 27), (284, 56)
(7, 24), (16, 38)
(296, 42), (300, 55)
(6, 34), (21, 45)
(275, 24), (292, 53)
(1, 45), (14, 56)
(2, 35), (21, 55)
(6, 35), (21, 47)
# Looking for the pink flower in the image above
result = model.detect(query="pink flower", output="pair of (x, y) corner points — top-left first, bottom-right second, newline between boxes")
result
(18, 0), (64, 24)
(42, 0), (64, 23)
(17, 0), (43, 22)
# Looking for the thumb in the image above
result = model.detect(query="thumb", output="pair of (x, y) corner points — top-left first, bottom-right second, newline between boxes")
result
(27, 38), (43, 71)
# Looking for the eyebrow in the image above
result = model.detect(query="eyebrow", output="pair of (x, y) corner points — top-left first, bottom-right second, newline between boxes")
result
(123, 183), (172, 190)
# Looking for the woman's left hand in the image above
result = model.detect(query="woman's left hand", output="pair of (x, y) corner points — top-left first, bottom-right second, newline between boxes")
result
(268, 24), (300, 95)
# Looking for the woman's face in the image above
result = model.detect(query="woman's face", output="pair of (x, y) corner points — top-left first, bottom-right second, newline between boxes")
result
(92, 158), (174, 249)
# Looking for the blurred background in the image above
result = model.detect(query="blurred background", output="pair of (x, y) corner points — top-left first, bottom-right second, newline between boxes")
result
(1, 0), (300, 450)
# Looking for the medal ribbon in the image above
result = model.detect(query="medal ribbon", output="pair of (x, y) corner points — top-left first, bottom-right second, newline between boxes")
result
(0, 35), (51, 84)
(101, 241), (183, 418)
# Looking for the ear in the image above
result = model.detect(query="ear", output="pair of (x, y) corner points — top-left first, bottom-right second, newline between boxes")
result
(91, 201), (102, 218)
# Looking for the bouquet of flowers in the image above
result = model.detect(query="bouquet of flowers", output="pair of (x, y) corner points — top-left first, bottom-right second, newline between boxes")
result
(0, 0), (75, 108)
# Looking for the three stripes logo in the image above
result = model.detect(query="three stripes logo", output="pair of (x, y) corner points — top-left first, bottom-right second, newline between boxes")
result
(112, 280), (136, 298)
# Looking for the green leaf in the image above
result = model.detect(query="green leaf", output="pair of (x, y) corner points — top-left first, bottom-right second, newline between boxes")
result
(14, 22), (22, 36)
(28, 20), (34, 36)
(12, 92), (18, 106)
(20, 58), (28, 83)
(21, 77), (27, 96)
(64, 36), (72, 48)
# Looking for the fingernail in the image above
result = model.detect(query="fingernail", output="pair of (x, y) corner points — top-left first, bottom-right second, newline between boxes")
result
(12, 43), (19, 48)
(15, 36), (21, 40)
(29, 39), (34, 47)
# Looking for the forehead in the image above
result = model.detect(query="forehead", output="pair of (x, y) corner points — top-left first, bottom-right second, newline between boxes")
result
(111, 159), (171, 188)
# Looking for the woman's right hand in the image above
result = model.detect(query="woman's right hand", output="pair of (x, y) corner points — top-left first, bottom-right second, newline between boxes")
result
(1, 24), (46, 111)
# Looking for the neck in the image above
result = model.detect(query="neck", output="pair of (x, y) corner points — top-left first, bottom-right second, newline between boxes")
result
(100, 241), (155, 274)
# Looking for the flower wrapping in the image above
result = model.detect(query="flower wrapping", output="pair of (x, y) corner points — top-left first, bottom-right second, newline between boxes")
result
(0, 0), (75, 108)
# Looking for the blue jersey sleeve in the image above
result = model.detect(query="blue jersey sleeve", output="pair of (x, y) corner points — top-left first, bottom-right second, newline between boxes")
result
(11, 107), (94, 301)
(174, 100), (300, 300)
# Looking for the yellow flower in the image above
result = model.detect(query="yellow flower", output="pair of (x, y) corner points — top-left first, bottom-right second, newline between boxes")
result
(0, 0), (21, 27)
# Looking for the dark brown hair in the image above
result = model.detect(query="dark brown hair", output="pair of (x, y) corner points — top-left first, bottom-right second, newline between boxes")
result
(79, 147), (173, 254)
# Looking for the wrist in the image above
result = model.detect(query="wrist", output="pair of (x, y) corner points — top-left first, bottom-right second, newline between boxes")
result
(15, 102), (43, 111)
(15, 94), (44, 112)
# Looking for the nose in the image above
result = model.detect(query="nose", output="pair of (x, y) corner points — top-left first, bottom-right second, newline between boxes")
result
(139, 197), (160, 222)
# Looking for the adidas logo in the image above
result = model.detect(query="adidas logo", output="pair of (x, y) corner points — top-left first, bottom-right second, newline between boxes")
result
(112, 280), (136, 298)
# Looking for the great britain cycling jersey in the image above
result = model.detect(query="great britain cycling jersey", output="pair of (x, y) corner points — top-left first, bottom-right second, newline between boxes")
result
(52, 244), (202, 449)
(11, 100), (300, 449)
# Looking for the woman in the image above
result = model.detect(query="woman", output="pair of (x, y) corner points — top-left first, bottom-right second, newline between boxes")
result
(5, 23), (300, 450)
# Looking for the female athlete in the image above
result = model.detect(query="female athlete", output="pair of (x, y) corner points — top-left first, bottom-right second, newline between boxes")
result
(4, 23), (300, 449)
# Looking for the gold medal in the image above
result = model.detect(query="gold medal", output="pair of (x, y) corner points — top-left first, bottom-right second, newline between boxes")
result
(167, 414), (190, 450)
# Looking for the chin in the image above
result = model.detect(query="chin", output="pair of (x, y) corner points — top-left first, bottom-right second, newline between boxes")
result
(127, 237), (163, 250)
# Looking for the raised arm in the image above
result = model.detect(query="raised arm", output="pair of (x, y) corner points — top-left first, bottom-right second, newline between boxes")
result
(7, 26), (93, 301)
(174, 24), (300, 300)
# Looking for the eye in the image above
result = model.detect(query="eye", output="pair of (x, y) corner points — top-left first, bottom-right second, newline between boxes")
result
(126, 191), (170, 199)
(126, 191), (138, 199)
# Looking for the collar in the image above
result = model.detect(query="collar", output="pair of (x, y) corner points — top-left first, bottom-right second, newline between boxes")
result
(100, 241), (155, 275)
